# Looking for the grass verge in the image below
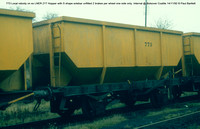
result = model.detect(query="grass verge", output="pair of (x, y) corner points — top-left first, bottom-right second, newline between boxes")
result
(64, 114), (127, 129)
(0, 100), (59, 127)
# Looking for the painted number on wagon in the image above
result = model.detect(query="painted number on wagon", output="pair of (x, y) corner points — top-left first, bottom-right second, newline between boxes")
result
(145, 42), (152, 47)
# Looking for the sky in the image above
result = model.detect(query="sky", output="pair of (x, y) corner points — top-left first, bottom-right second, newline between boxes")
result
(0, 0), (199, 33)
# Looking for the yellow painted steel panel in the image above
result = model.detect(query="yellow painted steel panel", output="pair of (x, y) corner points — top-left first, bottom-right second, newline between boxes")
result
(64, 22), (103, 67)
(33, 16), (183, 86)
(33, 16), (183, 69)
(105, 27), (135, 67)
(33, 16), (182, 35)
(193, 36), (200, 63)
(162, 34), (183, 66)
(136, 31), (161, 66)
(0, 12), (34, 70)
(0, 69), (24, 91)
(33, 25), (51, 54)
(183, 33), (200, 63)
(0, 9), (34, 91)
(183, 37), (194, 55)
(0, 8), (35, 18)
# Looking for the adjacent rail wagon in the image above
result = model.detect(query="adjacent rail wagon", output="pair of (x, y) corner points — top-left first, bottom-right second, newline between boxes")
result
(176, 33), (200, 93)
(182, 33), (200, 77)
(0, 9), (35, 106)
(0, 9), (35, 91)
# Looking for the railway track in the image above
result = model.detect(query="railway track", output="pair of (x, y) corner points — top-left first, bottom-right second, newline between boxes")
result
(2, 95), (200, 129)
(134, 110), (200, 129)
(102, 95), (200, 129)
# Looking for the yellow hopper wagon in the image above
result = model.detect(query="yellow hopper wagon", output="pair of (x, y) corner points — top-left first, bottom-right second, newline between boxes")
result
(182, 33), (200, 77)
(32, 16), (183, 87)
(0, 9), (35, 109)
(32, 16), (184, 117)
(175, 33), (200, 94)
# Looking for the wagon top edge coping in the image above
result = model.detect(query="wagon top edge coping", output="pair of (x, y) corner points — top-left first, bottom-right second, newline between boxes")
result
(0, 8), (35, 18)
(183, 32), (200, 37)
(33, 16), (183, 35)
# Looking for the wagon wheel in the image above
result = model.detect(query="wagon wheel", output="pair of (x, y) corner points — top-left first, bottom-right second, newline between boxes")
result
(124, 100), (136, 108)
(58, 108), (75, 118)
(119, 92), (136, 108)
(120, 96), (136, 108)
(150, 89), (168, 108)
(54, 97), (77, 118)
(82, 96), (105, 118)
(171, 85), (181, 100)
